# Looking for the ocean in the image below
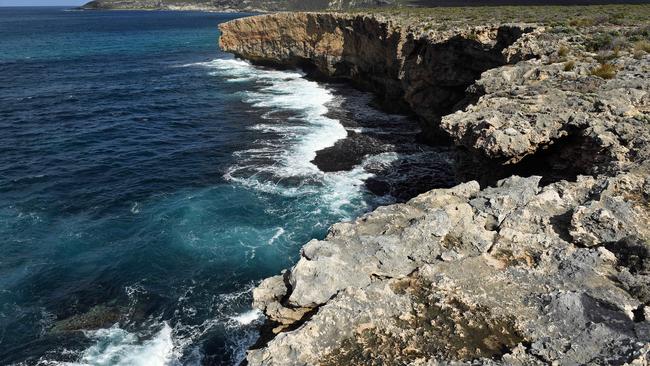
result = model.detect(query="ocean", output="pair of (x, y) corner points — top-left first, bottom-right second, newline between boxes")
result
(0, 7), (455, 365)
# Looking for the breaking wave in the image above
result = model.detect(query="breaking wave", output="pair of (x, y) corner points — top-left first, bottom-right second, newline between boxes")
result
(197, 58), (393, 216)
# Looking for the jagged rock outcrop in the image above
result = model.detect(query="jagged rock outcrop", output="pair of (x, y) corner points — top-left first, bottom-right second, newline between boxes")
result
(219, 13), (536, 128)
(218, 10), (650, 366)
(442, 53), (650, 167)
(219, 12), (649, 171)
(249, 173), (650, 365)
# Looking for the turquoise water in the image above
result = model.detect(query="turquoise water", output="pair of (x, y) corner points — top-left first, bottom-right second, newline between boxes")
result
(0, 7), (406, 365)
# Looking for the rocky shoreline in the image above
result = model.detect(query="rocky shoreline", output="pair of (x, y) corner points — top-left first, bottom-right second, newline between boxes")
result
(318, 85), (460, 200)
(219, 7), (650, 365)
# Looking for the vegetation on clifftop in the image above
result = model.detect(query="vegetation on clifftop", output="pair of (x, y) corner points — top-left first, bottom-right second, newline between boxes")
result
(353, 4), (649, 27)
(355, 4), (649, 79)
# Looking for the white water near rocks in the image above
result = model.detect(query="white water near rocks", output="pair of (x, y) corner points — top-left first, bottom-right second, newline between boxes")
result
(3, 10), (437, 366)
(56, 58), (452, 366)
(212, 58), (398, 216)
(47, 59), (396, 366)
(46, 283), (262, 366)
(72, 324), (175, 366)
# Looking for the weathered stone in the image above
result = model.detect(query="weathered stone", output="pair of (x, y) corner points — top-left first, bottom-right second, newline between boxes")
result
(219, 13), (536, 124)
(245, 175), (650, 365)
(217, 11), (650, 366)
(220, 12), (650, 178)
(570, 172), (650, 247)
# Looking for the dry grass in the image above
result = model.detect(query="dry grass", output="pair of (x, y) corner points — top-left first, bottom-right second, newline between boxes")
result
(635, 40), (650, 53)
(590, 63), (617, 79)
(352, 4), (650, 28)
(564, 60), (576, 71)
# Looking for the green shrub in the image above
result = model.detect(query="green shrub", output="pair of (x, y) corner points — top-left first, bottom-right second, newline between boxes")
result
(611, 36), (628, 50)
(590, 63), (617, 79)
(607, 12), (626, 25)
(586, 33), (613, 52)
(596, 49), (620, 63)
(550, 26), (578, 35)
(627, 25), (650, 42)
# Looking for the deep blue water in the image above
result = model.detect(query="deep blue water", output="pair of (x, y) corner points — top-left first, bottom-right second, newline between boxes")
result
(0, 7), (409, 365)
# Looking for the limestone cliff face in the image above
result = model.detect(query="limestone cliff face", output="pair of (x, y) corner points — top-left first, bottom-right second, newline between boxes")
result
(219, 12), (649, 172)
(219, 11), (650, 366)
(219, 13), (534, 134)
(81, 0), (391, 11)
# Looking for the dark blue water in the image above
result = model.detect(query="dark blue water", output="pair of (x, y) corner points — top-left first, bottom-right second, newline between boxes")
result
(0, 7), (412, 365)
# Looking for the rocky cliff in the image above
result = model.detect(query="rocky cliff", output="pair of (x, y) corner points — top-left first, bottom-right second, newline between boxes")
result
(219, 7), (650, 366)
(220, 13), (532, 131)
(80, 0), (393, 11)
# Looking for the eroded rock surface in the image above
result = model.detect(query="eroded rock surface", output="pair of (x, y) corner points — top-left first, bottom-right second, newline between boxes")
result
(218, 10), (650, 366)
(219, 12), (650, 172)
(219, 13), (535, 125)
(249, 173), (650, 365)
(442, 54), (650, 167)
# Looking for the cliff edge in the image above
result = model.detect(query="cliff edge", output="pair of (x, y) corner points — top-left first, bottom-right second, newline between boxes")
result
(80, 0), (394, 12)
(219, 6), (650, 365)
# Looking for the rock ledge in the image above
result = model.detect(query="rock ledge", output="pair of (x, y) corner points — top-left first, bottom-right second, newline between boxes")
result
(218, 10), (650, 366)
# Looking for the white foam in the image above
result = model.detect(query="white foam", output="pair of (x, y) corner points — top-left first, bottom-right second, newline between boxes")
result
(192, 59), (435, 216)
(193, 59), (372, 213)
(66, 323), (176, 366)
(319, 152), (399, 216)
(238, 67), (346, 178)
(37, 280), (264, 366)
(199, 60), (347, 174)
(229, 309), (262, 325)
(268, 227), (285, 245)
